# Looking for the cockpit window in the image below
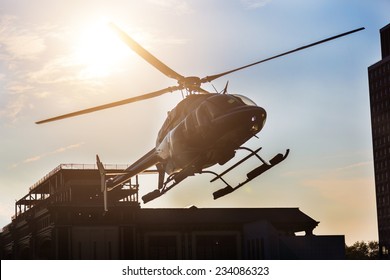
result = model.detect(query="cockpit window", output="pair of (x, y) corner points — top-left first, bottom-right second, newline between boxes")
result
(232, 94), (257, 106)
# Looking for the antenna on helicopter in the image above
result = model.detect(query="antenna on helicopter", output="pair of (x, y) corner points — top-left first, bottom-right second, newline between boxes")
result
(222, 81), (229, 94)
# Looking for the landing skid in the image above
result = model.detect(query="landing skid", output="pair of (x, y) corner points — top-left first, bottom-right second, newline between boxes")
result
(142, 147), (289, 203)
(209, 147), (289, 199)
(142, 159), (199, 203)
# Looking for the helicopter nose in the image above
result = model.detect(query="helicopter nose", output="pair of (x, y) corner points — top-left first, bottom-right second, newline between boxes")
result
(250, 108), (266, 133)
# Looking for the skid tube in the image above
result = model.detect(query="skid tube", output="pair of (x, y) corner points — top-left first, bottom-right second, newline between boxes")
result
(141, 173), (178, 203)
(142, 158), (201, 203)
(210, 147), (290, 200)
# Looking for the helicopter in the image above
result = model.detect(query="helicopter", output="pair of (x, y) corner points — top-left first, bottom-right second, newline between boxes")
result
(36, 23), (364, 206)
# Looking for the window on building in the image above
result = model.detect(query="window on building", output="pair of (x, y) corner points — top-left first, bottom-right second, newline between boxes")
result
(148, 235), (177, 259)
(195, 234), (237, 260)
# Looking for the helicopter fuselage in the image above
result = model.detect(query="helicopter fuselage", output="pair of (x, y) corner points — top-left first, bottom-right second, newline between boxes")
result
(155, 93), (267, 175)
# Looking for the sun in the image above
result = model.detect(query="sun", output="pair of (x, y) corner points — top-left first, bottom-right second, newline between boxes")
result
(71, 19), (131, 79)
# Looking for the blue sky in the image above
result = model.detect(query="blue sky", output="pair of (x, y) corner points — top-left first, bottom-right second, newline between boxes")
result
(0, 0), (389, 245)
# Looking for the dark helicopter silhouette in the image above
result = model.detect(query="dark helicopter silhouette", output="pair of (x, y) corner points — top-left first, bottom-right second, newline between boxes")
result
(36, 23), (364, 206)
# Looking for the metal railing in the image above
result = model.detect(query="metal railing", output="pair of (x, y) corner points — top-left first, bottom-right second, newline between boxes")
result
(29, 163), (131, 191)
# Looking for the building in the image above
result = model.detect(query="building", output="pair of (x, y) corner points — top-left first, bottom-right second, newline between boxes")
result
(1, 164), (345, 260)
(368, 23), (390, 259)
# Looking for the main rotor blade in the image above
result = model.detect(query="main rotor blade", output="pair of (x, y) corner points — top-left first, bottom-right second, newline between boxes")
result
(201, 27), (365, 83)
(109, 22), (185, 81)
(36, 86), (181, 124)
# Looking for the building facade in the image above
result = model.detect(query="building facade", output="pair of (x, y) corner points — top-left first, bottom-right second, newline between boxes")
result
(368, 23), (390, 259)
(1, 164), (345, 260)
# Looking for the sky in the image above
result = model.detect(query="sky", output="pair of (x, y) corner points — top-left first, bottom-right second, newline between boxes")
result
(0, 0), (389, 245)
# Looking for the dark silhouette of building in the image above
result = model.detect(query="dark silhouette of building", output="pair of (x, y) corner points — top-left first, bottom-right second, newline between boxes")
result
(1, 164), (345, 260)
(368, 23), (390, 259)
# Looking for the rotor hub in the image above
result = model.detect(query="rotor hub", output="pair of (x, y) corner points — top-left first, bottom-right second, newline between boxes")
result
(178, 76), (202, 92)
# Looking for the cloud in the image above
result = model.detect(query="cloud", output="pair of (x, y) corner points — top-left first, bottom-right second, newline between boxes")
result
(23, 156), (42, 163)
(11, 142), (85, 168)
(0, 15), (107, 122)
(0, 15), (56, 122)
(26, 55), (84, 84)
(335, 161), (373, 172)
(6, 84), (34, 94)
(241, 0), (272, 9)
(2, 34), (46, 61)
(53, 143), (84, 153)
(0, 94), (27, 122)
(147, 0), (194, 14)
(0, 15), (47, 61)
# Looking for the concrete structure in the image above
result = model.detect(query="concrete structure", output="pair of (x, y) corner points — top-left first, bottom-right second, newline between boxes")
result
(368, 23), (390, 259)
(1, 164), (345, 259)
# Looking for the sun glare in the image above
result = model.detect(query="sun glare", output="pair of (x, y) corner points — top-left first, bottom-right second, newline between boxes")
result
(72, 19), (131, 79)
